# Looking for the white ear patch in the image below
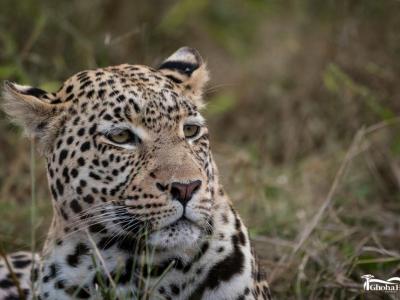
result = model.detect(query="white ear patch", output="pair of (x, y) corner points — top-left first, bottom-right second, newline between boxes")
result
(12, 83), (32, 92)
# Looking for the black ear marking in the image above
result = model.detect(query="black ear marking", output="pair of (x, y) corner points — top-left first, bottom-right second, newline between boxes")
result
(158, 61), (200, 77)
(157, 47), (203, 79)
(23, 87), (48, 98)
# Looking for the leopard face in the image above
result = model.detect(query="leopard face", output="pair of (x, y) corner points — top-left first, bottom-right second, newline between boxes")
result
(3, 47), (216, 251)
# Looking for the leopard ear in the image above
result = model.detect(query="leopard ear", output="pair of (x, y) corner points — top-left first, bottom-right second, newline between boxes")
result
(2, 81), (63, 152)
(158, 47), (209, 107)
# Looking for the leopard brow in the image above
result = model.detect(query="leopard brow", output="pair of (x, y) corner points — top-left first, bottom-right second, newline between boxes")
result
(185, 115), (205, 126)
(98, 122), (148, 140)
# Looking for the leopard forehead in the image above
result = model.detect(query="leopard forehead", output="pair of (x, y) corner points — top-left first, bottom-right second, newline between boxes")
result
(54, 65), (201, 129)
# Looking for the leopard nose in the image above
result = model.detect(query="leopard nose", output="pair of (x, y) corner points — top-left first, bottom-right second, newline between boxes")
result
(170, 180), (202, 206)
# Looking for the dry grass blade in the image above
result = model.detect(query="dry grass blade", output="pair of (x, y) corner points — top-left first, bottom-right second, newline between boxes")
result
(0, 247), (26, 300)
(86, 230), (117, 291)
(292, 127), (366, 255)
(146, 260), (175, 298)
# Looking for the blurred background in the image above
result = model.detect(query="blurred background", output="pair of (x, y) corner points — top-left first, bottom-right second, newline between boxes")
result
(1, 0), (400, 299)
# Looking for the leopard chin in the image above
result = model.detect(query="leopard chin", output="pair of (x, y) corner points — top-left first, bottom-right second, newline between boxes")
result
(148, 219), (204, 250)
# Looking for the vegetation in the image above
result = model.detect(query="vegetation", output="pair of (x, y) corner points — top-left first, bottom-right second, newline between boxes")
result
(1, 1), (400, 299)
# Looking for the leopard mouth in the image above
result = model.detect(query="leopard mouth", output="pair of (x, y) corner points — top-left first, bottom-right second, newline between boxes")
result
(169, 215), (196, 227)
(148, 219), (204, 249)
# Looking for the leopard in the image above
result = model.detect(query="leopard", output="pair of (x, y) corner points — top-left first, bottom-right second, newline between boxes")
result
(0, 47), (271, 300)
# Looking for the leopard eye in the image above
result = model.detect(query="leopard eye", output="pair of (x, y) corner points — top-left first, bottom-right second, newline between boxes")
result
(106, 130), (141, 145)
(183, 124), (200, 139)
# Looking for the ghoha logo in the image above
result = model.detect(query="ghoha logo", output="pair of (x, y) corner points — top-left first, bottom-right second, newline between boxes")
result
(361, 274), (400, 292)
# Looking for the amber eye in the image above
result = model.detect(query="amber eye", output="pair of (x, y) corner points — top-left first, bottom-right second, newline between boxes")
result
(183, 124), (200, 139)
(107, 130), (141, 145)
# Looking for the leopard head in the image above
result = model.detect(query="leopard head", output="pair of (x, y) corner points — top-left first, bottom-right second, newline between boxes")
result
(2, 48), (222, 252)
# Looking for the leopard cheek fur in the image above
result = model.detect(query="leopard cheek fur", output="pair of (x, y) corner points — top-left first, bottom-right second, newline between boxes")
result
(0, 47), (271, 300)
